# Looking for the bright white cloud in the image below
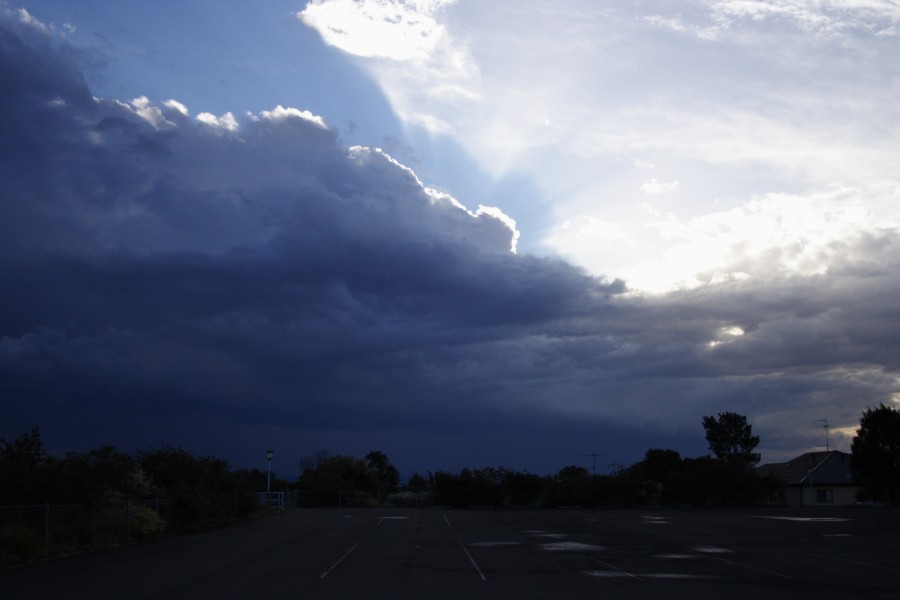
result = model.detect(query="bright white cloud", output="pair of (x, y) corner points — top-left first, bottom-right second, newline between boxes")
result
(708, 325), (745, 347)
(641, 179), (680, 194)
(253, 105), (328, 129)
(129, 96), (175, 130)
(298, 0), (478, 136)
(545, 181), (900, 294)
(163, 99), (190, 117)
(298, 0), (456, 60)
(708, 0), (900, 36)
(621, 183), (900, 292)
(196, 111), (239, 132)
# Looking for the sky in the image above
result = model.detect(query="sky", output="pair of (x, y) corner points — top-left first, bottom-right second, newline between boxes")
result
(2, 0), (900, 479)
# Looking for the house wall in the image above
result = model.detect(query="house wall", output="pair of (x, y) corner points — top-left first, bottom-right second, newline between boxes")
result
(798, 485), (861, 506)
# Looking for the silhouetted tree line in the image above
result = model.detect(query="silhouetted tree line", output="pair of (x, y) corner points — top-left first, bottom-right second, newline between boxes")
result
(7, 405), (897, 525)
(296, 450), (400, 506)
(0, 429), (288, 532)
(296, 413), (778, 508)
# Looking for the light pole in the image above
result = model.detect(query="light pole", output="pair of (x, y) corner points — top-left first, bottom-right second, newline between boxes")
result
(266, 450), (274, 494)
(584, 453), (603, 475)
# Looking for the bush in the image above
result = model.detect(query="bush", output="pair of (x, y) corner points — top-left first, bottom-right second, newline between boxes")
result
(3, 526), (40, 564)
(131, 506), (166, 539)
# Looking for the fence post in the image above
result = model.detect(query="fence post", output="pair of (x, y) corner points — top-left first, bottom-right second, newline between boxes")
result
(44, 502), (50, 560)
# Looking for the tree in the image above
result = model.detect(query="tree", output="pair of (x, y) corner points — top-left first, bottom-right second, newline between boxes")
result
(365, 450), (400, 489)
(0, 427), (49, 503)
(407, 472), (428, 489)
(298, 455), (381, 506)
(48, 446), (150, 503)
(136, 445), (254, 531)
(632, 448), (683, 482)
(851, 404), (900, 505)
(702, 412), (760, 470)
(701, 412), (763, 505)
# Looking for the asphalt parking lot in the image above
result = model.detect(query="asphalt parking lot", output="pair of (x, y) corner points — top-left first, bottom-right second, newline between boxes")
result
(3, 506), (899, 599)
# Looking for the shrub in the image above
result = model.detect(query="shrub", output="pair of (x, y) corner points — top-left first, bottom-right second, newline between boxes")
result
(3, 526), (40, 564)
(131, 506), (166, 539)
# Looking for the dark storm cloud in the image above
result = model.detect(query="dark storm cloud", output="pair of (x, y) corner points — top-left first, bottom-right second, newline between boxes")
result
(2, 8), (900, 472)
(0, 10), (619, 454)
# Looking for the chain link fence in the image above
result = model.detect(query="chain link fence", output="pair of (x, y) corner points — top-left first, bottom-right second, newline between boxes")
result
(0, 499), (174, 565)
(255, 491), (300, 512)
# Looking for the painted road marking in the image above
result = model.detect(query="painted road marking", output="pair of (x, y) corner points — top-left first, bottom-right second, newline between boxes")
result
(690, 551), (798, 581)
(801, 552), (900, 574)
(641, 515), (669, 524)
(376, 516), (410, 525)
(585, 570), (719, 580)
(689, 545), (734, 554)
(539, 541), (605, 552)
(469, 541), (522, 548)
(320, 540), (363, 579)
(756, 516), (849, 522)
(588, 557), (640, 580)
(462, 544), (487, 581)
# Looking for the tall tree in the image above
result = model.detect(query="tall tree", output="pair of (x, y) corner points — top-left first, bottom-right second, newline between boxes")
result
(851, 404), (900, 505)
(0, 427), (48, 503)
(702, 412), (761, 469)
(365, 450), (400, 489)
(299, 455), (382, 506)
(701, 412), (763, 505)
(633, 448), (684, 482)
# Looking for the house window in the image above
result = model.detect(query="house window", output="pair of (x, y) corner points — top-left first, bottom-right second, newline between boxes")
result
(816, 489), (834, 503)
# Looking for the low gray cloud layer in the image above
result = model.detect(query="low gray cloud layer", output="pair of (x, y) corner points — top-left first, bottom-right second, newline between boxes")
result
(2, 9), (898, 474)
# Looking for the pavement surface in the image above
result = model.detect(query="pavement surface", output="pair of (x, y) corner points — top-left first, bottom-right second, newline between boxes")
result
(2, 506), (899, 599)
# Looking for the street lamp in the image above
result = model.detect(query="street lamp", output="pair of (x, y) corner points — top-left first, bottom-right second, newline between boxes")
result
(266, 450), (274, 494)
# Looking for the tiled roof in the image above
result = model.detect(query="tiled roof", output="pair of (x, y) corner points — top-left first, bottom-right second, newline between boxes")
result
(758, 450), (856, 486)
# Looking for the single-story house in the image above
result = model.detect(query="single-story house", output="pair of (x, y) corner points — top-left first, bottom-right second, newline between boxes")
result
(758, 450), (862, 506)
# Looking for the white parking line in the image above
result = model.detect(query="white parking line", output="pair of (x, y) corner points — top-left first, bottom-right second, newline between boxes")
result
(689, 545), (734, 554)
(469, 541), (521, 547)
(801, 552), (900, 574)
(586, 571), (717, 580)
(589, 556), (641, 580)
(697, 553), (798, 581)
(756, 516), (849, 522)
(320, 539), (363, 579)
(539, 541), (606, 551)
(462, 544), (487, 580)
(375, 515), (410, 525)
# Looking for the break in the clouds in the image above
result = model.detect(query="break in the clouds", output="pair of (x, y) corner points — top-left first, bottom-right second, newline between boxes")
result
(2, 4), (900, 474)
(298, 0), (478, 134)
(299, 0), (900, 294)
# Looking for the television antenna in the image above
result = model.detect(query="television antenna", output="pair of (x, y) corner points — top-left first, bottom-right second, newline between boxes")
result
(816, 419), (830, 452)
